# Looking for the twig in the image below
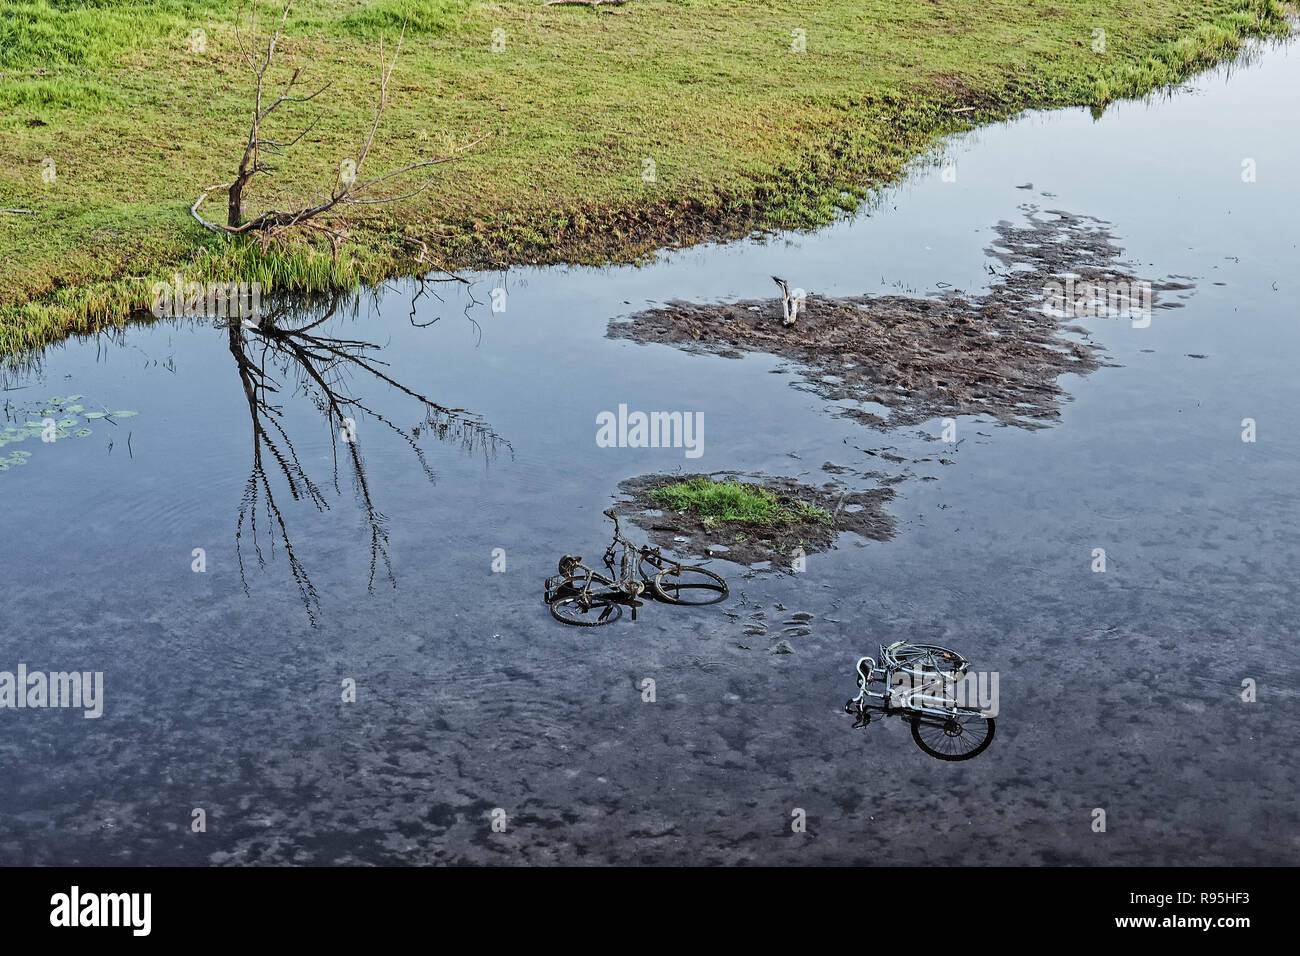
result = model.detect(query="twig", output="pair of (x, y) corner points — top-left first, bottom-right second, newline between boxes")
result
(404, 236), (429, 264)
(191, 183), (232, 233)
(0, 208), (37, 215)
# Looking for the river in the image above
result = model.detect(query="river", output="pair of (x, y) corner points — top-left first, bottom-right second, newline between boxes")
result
(1, 33), (1296, 865)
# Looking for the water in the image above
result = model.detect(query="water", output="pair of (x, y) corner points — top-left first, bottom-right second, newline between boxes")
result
(2, 37), (1297, 864)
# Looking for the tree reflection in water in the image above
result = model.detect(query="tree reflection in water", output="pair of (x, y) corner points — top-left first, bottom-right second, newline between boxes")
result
(226, 286), (508, 624)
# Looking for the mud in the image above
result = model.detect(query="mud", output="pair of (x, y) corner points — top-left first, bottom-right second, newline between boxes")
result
(614, 471), (896, 568)
(609, 206), (1193, 429)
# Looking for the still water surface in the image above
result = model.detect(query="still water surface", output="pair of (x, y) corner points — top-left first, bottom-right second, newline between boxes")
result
(1, 37), (1297, 864)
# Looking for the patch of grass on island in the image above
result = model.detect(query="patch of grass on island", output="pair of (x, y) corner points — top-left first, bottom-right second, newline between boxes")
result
(648, 477), (832, 528)
(619, 472), (895, 566)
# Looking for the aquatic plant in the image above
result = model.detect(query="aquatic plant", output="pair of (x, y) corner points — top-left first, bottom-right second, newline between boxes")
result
(0, 393), (136, 474)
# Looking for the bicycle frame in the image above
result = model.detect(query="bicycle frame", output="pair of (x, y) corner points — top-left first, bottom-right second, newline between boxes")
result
(602, 513), (656, 592)
(595, 509), (694, 594)
(544, 512), (667, 610)
(850, 642), (970, 722)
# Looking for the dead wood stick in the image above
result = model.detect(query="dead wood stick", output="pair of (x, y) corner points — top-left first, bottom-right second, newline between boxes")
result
(191, 183), (233, 232)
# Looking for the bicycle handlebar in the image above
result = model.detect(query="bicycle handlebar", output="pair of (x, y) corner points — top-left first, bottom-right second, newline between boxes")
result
(604, 508), (630, 545)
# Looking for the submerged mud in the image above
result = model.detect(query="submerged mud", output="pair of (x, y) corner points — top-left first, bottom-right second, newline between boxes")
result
(614, 472), (896, 568)
(609, 206), (1193, 429)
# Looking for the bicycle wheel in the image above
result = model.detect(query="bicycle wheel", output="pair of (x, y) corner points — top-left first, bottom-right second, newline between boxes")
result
(545, 570), (615, 601)
(651, 565), (728, 605)
(883, 643), (969, 679)
(910, 709), (995, 761)
(548, 574), (625, 626)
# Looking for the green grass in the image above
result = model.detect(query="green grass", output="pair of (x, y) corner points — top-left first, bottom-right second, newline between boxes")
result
(649, 477), (833, 526)
(0, 0), (1290, 355)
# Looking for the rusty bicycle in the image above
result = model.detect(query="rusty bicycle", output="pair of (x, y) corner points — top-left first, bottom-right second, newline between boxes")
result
(544, 509), (728, 626)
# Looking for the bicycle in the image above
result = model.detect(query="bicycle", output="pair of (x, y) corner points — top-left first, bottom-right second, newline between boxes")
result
(845, 641), (995, 761)
(544, 509), (728, 626)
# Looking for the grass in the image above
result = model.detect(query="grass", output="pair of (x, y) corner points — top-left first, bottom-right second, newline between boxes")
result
(649, 477), (833, 527)
(0, 0), (1291, 355)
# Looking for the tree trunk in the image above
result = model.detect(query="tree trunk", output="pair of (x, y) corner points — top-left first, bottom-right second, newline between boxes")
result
(227, 177), (244, 229)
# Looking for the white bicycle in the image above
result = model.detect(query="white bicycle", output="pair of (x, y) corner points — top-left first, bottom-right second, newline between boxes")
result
(845, 641), (995, 761)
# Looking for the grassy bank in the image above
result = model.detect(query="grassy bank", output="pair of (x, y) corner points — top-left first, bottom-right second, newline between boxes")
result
(0, 0), (1290, 355)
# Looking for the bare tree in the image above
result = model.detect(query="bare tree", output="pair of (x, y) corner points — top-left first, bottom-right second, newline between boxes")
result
(192, 0), (488, 247)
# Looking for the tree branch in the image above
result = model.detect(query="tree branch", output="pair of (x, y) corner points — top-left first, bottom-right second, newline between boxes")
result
(193, 0), (488, 246)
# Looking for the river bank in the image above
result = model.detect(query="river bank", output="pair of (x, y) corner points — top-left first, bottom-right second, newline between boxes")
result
(0, 0), (1290, 355)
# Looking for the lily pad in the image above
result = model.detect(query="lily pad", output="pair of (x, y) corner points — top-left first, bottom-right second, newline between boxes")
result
(3, 395), (136, 453)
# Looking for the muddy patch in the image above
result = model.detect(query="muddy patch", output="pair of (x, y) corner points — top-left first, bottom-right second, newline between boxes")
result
(609, 206), (1193, 429)
(614, 472), (895, 568)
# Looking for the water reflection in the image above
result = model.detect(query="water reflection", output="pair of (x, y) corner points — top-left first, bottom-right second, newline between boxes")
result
(226, 288), (509, 623)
